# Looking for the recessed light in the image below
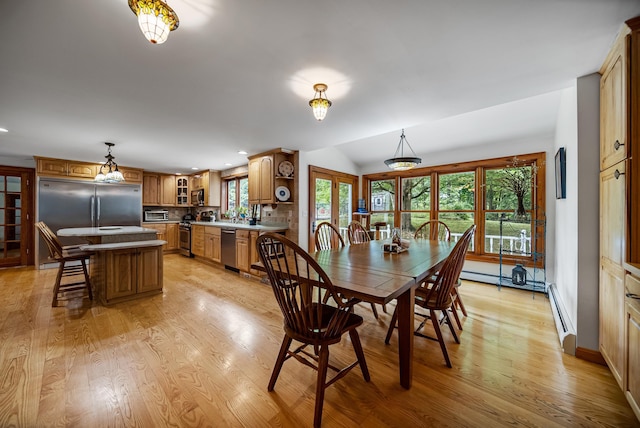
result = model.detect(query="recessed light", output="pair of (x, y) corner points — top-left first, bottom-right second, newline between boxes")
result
(0, 128), (8, 133)
(191, 167), (199, 170)
(225, 163), (232, 166)
(238, 150), (248, 155)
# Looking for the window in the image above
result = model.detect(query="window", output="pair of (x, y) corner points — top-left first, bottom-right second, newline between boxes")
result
(225, 176), (249, 213)
(363, 153), (545, 266)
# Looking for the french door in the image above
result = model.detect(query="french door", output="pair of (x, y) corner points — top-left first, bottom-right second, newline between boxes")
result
(309, 166), (358, 251)
(0, 167), (35, 267)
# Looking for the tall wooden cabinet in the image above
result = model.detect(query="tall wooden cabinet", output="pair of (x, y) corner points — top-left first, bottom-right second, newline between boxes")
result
(600, 16), (640, 421)
(248, 149), (295, 205)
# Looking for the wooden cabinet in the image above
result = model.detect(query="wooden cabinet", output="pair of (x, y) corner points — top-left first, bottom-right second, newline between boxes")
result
(190, 170), (221, 207)
(102, 245), (163, 303)
(161, 175), (176, 205)
(236, 229), (250, 272)
(143, 173), (161, 205)
(600, 29), (629, 389)
(600, 17), (640, 417)
(625, 273), (640, 418)
(249, 230), (260, 275)
(192, 225), (205, 257)
(166, 223), (179, 250)
(248, 149), (295, 205)
(177, 177), (189, 206)
(204, 227), (221, 263)
(36, 157), (142, 182)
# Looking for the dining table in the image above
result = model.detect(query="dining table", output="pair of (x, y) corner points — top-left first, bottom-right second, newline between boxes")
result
(254, 237), (455, 389)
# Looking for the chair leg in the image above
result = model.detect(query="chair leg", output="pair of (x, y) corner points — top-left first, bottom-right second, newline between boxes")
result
(268, 335), (292, 391)
(52, 261), (65, 307)
(81, 259), (93, 301)
(384, 306), (399, 344)
(370, 303), (379, 319)
(453, 286), (467, 316)
(441, 309), (459, 344)
(450, 302), (463, 330)
(314, 345), (330, 428)
(430, 310), (451, 368)
(349, 329), (370, 381)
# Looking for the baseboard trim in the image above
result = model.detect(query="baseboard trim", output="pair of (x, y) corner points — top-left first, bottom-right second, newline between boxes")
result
(575, 347), (607, 366)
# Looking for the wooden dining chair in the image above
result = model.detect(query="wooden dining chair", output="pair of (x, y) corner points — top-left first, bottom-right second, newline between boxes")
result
(385, 225), (476, 368)
(36, 221), (94, 307)
(414, 220), (467, 329)
(314, 222), (380, 319)
(347, 221), (371, 244)
(256, 232), (371, 428)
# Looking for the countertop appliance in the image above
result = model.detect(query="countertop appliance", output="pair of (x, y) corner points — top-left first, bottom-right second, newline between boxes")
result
(182, 213), (195, 222)
(38, 178), (142, 265)
(221, 228), (236, 269)
(144, 209), (169, 222)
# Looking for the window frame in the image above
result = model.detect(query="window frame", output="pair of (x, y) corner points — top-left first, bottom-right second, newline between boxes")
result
(223, 175), (249, 214)
(362, 152), (546, 267)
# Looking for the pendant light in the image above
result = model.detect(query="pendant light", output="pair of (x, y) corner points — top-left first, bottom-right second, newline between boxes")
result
(309, 83), (332, 121)
(384, 129), (422, 171)
(95, 143), (125, 183)
(128, 0), (180, 45)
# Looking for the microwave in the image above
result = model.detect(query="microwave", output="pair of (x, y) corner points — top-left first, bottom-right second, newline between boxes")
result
(191, 189), (204, 206)
(144, 210), (169, 222)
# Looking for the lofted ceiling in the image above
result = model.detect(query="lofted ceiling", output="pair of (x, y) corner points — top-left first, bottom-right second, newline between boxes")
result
(0, 0), (639, 174)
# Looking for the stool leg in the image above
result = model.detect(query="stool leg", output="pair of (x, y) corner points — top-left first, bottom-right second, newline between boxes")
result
(81, 259), (93, 301)
(52, 261), (64, 307)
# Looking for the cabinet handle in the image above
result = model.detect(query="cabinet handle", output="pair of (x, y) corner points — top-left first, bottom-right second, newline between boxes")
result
(614, 140), (624, 151)
(614, 169), (625, 180)
(627, 293), (640, 300)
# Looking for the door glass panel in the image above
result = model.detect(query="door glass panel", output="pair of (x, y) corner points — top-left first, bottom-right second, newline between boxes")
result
(338, 182), (352, 229)
(0, 209), (4, 222)
(315, 178), (332, 227)
(15, 209), (21, 225)
(7, 176), (20, 192)
(0, 194), (4, 208)
(0, 177), (4, 191)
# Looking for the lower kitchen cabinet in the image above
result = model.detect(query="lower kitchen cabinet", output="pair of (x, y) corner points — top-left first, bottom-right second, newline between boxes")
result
(144, 223), (179, 252)
(625, 273), (640, 419)
(98, 245), (163, 305)
(192, 225), (205, 257)
(205, 227), (221, 263)
(249, 230), (260, 275)
(236, 230), (250, 272)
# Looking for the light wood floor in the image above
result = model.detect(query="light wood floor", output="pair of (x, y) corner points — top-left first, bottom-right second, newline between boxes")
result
(1, 254), (638, 427)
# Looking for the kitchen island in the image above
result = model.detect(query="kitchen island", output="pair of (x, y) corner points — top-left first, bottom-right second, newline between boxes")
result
(58, 226), (165, 305)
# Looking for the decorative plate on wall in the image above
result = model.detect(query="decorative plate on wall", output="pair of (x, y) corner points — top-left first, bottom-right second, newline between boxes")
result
(275, 186), (290, 202)
(278, 160), (294, 177)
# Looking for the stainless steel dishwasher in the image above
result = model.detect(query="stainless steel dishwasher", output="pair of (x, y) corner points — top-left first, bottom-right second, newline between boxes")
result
(221, 228), (236, 269)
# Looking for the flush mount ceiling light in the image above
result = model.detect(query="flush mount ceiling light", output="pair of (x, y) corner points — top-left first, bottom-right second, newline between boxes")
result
(95, 143), (125, 183)
(309, 83), (332, 121)
(384, 129), (422, 171)
(128, 0), (179, 45)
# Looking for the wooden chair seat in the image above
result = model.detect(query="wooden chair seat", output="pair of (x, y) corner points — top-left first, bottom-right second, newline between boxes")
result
(36, 221), (94, 307)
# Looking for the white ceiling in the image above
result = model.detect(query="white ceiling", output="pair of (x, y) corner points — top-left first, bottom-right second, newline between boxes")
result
(1, 0), (639, 174)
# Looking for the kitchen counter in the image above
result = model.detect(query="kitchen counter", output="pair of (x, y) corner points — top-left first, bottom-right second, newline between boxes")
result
(190, 221), (288, 232)
(58, 226), (158, 244)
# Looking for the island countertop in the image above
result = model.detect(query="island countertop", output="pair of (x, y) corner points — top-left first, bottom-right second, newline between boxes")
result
(189, 222), (288, 232)
(58, 226), (158, 237)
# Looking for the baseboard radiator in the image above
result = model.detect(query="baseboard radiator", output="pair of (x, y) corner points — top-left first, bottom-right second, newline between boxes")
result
(547, 283), (576, 355)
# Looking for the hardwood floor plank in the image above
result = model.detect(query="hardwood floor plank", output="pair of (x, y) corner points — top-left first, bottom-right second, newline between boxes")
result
(0, 255), (637, 427)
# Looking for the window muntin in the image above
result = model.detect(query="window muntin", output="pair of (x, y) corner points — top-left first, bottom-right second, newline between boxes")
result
(364, 153), (544, 266)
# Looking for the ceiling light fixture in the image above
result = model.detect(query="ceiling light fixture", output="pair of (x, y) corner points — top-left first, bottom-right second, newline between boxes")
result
(309, 83), (332, 121)
(95, 143), (125, 183)
(0, 128), (8, 133)
(128, 0), (179, 45)
(384, 129), (422, 171)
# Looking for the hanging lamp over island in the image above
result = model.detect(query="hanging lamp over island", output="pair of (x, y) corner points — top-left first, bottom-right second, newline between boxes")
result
(95, 143), (125, 183)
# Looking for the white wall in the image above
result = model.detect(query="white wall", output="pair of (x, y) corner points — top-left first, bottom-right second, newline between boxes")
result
(552, 74), (600, 352)
(297, 146), (360, 250)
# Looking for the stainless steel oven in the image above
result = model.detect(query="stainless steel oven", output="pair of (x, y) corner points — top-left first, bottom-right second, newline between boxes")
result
(179, 222), (193, 257)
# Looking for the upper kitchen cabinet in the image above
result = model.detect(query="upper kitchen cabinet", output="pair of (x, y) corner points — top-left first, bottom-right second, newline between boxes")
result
(161, 175), (176, 206)
(142, 173), (161, 205)
(190, 170), (221, 207)
(248, 148), (295, 205)
(35, 156), (143, 183)
(177, 177), (189, 206)
(600, 25), (629, 171)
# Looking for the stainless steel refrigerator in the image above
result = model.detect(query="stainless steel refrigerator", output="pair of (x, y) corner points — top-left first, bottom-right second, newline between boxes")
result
(37, 178), (142, 265)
